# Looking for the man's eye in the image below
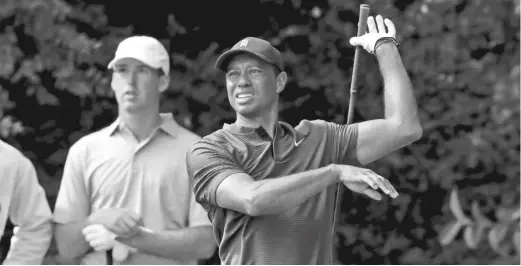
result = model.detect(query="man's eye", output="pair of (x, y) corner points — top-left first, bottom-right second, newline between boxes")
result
(137, 67), (150, 73)
(115, 68), (128, 74)
(250, 69), (262, 74)
(227, 71), (239, 77)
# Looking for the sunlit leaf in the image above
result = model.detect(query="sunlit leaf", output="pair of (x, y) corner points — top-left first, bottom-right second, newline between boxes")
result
(463, 223), (487, 249)
(439, 219), (464, 246)
(488, 222), (510, 256)
(67, 81), (92, 97)
(471, 201), (492, 227)
(449, 188), (471, 224)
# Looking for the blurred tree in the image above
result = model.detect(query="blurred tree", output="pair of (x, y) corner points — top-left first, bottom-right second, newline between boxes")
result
(0, 0), (518, 264)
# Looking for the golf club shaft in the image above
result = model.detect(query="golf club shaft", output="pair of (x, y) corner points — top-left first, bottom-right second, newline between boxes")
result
(331, 3), (370, 261)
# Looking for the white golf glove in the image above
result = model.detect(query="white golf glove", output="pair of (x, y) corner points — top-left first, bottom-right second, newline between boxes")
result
(82, 224), (137, 262)
(349, 15), (399, 54)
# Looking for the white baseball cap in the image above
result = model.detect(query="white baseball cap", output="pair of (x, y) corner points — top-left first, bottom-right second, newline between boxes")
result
(108, 36), (170, 75)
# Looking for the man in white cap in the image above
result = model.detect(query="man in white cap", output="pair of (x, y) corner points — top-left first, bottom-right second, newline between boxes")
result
(0, 140), (53, 264)
(53, 35), (215, 264)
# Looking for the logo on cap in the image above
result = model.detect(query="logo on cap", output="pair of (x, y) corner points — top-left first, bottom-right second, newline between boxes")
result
(239, 39), (249, 48)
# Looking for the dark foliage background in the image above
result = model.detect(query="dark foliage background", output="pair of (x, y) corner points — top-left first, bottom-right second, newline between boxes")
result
(0, 0), (519, 264)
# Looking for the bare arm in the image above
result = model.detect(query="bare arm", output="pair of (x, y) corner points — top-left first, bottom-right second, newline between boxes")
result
(53, 220), (91, 263)
(187, 138), (397, 217)
(352, 16), (422, 165)
(217, 165), (339, 216)
(3, 158), (53, 265)
(117, 226), (215, 261)
(52, 142), (93, 262)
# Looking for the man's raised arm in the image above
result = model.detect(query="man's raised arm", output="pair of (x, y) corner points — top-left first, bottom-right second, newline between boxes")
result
(349, 15), (423, 165)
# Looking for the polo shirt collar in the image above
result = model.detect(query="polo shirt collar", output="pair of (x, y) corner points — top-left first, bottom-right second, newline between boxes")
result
(107, 113), (179, 137)
(223, 121), (290, 139)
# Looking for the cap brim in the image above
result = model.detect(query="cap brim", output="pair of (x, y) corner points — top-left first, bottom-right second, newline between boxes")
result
(215, 49), (276, 72)
(108, 56), (161, 72)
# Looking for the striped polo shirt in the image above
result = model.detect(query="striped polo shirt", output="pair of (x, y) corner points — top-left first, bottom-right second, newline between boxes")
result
(186, 119), (359, 264)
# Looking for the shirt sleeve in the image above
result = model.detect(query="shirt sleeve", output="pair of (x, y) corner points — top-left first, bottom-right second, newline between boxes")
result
(188, 191), (212, 228)
(313, 120), (361, 166)
(52, 141), (91, 224)
(3, 157), (53, 265)
(185, 139), (245, 219)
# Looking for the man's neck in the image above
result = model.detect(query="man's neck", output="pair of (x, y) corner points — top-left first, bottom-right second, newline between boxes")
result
(119, 109), (161, 142)
(236, 108), (279, 138)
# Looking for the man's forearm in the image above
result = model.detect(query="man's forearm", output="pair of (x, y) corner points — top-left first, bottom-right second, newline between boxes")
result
(376, 43), (421, 128)
(117, 226), (215, 261)
(3, 220), (52, 264)
(246, 164), (339, 216)
(54, 220), (91, 262)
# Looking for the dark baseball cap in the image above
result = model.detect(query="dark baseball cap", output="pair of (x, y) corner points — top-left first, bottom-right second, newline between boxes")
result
(215, 37), (284, 72)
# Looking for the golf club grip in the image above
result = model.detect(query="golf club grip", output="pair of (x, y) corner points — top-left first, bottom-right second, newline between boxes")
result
(331, 4), (371, 257)
(106, 249), (113, 265)
(346, 4), (370, 125)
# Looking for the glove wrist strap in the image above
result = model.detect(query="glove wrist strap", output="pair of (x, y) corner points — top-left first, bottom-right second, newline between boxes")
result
(371, 37), (400, 54)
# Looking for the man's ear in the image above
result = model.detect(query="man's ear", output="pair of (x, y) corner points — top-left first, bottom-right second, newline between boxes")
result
(275, 71), (288, 94)
(158, 75), (170, 93)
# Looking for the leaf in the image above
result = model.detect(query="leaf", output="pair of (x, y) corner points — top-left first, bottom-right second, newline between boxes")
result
(462, 201), (492, 249)
(496, 205), (521, 222)
(45, 149), (68, 165)
(463, 222), (486, 249)
(449, 188), (471, 224)
(0, 116), (13, 138)
(0, 44), (16, 78)
(53, 64), (75, 79)
(68, 81), (92, 97)
(167, 14), (187, 36)
(488, 222), (510, 256)
(401, 247), (427, 264)
(35, 86), (59, 106)
(439, 219), (464, 246)
(471, 201), (493, 239)
(10, 121), (24, 135)
(381, 231), (411, 255)
(0, 0), (16, 17)
(471, 201), (492, 226)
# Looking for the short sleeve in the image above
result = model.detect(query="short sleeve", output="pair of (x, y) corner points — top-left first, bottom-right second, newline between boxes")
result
(313, 120), (361, 166)
(4, 156), (53, 264)
(53, 141), (91, 224)
(185, 140), (244, 218)
(188, 191), (212, 227)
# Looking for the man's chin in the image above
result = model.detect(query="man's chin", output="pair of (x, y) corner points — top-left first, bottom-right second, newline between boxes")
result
(121, 103), (141, 113)
(235, 107), (259, 119)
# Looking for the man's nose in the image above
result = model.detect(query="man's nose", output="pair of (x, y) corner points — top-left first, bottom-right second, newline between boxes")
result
(237, 72), (251, 87)
(126, 71), (138, 86)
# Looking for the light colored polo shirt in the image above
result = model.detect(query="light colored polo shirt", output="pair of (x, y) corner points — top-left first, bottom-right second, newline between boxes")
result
(53, 113), (211, 265)
(0, 140), (53, 264)
(186, 119), (359, 264)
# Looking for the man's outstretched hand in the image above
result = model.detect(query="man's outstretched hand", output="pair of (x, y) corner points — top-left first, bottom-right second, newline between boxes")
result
(349, 15), (397, 54)
(332, 164), (399, 200)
